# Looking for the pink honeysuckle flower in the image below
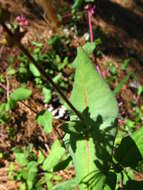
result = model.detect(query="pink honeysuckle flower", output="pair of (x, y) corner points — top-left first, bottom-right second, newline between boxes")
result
(16, 15), (28, 27)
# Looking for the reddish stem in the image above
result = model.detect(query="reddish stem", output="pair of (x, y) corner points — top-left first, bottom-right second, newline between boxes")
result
(88, 7), (93, 43)
(0, 83), (7, 91)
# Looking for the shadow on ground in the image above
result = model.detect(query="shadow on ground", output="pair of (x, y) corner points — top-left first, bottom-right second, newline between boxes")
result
(96, 0), (143, 41)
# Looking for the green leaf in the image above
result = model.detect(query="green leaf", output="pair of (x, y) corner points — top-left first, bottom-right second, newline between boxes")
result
(69, 135), (107, 190)
(121, 58), (130, 71)
(10, 87), (32, 101)
(72, 0), (84, 13)
(35, 182), (43, 190)
(104, 172), (117, 190)
(27, 161), (38, 182)
(61, 122), (82, 134)
(36, 110), (53, 133)
(83, 39), (102, 56)
(79, 171), (106, 190)
(0, 103), (9, 123)
(8, 162), (14, 178)
(20, 183), (26, 190)
(15, 153), (28, 166)
(42, 87), (51, 103)
(53, 73), (62, 83)
(7, 67), (17, 75)
(26, 161), (38, 189)
(7, 98), (16, 110)
(83, 42), (96, 55)
(72, 0), (94, 13)
(114, 73), (131, 95)
(38, 150), (45, 165)
(43, 173), (53, 189)
(114, 127), (143, 167)
(53, 156), (72, 172)
(52, 175), (62, 181)
(58, 57), (68, 71)
(70, 47), (118, 122)
(137, 85), (143, 96)
(52, 178), (77, 190)
(42, 140), (65, 171)
(31, 41), (43, 48)
(72, 42), (97, 68)
(29, 63), (41, 77)
(69, 47), (118, 189)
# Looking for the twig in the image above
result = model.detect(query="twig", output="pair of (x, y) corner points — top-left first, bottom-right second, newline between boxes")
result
(6, 74), (9, 102)
(0, 82), (7, 91)
(20, 101), (38, 114)
(1, 22), (85, 125)
(0, 46), (4, 59)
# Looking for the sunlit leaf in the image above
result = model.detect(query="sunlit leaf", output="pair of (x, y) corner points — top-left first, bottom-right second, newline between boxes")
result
(15, 153), (28, 166)
(42, 87), (51, 103)
(52, 178), (77, 190)
(36, 110), (53, 134)
(10, 87), (32, 101)
(42, 140), (65, 171)
(29, 63), (41, 77)
(69, 47), (118, 189)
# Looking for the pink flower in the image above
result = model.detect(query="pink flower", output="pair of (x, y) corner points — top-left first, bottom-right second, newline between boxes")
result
(102, 70), (110, 79)
(88, 4), (96, 16)
(118, 116), (123, 127)
(96, 66), (101, 74)
(16, 15), (28, 27)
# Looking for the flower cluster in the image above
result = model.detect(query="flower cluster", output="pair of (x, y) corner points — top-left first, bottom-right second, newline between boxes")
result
(16, 15), (28, 27)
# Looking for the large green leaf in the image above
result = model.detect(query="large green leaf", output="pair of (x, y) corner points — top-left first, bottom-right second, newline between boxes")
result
(70, 48), (118, 124)
(69, 134), (107, 190)
(10, 87), (32, 101)
(42, 140), (65, 171)
(104, 172), (117, 190)
(52, 178), (77, 190)
(72, 42), (96, 68)
(114, 127), (143, 167)
(69, 47), (118, 189)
